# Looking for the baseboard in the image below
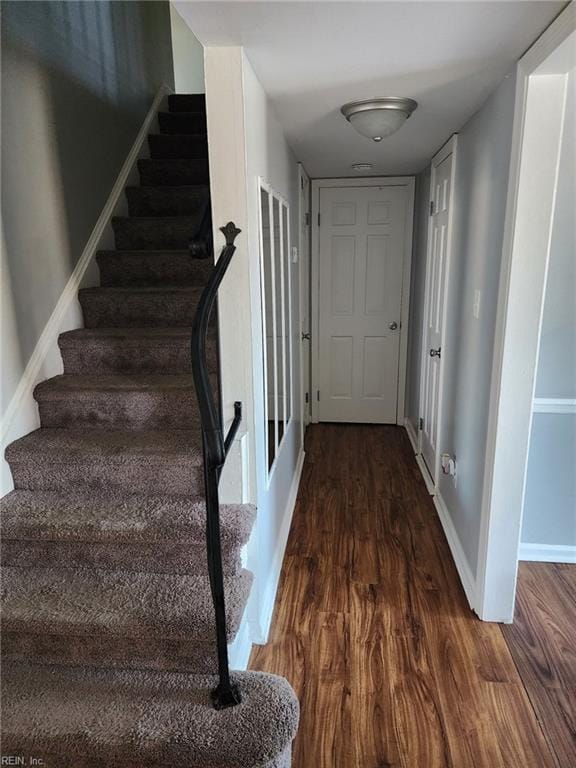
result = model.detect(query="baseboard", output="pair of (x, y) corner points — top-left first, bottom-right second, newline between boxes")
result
(1, 83), (172, 495)
(415, 453), (436, 496)
(519, 542), (576, 563)
(404, 417), (420, 454)
(433, 491), (478, 610)
(256, 449), (305, 644)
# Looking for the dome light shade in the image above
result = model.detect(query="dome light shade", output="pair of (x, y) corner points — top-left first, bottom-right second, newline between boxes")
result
(341, 98), (418, 142)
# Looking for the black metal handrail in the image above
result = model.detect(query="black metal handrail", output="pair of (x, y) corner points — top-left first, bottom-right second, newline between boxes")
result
(191, 221), (243, 710)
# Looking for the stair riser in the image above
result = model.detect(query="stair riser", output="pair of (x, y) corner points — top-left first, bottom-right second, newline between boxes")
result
(126, 186), (208, 216)
(113, 217), (199, 250)
(1, 540), (241, 576)
(138, 159), (209, 186)
(59, 337), (218, 375)
(168, 94), (206, 112)
(2, 632), (220, 675)
(8, 457), (204, 496)
(79, 292), (202, 328)
(97, 252), (212, 287)
(148, 134), (208, 160)
(159, 111), (206, 134)
(36, 390), (201, 430)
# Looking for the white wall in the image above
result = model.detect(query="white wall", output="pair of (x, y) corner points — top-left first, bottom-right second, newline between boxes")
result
(204, 47), (302, 647)
(522, 68), (576, 552)
(243, 52), (302, 641)
(169, 2), (205, 94)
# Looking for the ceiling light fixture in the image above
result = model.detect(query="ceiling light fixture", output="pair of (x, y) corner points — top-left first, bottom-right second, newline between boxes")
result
(352, 163), (373, 172)
(341, 97), (418, 142)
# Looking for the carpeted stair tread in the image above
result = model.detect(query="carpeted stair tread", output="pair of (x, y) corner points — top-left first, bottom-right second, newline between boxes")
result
(0, 490), (254, 548)
(159, 110), (207, 135)
(5, 428), (204, 495)
(6, 427), (202, 462)
(33, 374), (209, 430)
(169, 93), (206, 112)
(58, 327), (218, 375)
(0, 491), (254, 575)
(125, 185), (209, 217)
(112, 214), (203, 250)
(79, 286), (204, 327)
(97, 248), (213, 286)
(2, 565), (252, 642)
(148, 133), (208, 160)
(1, 663), (298, 768)
(138, 158), (209, 186)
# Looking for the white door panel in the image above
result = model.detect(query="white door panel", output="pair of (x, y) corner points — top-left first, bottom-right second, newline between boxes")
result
(421, 142), (456, 481)
(318, 186), (408, 423)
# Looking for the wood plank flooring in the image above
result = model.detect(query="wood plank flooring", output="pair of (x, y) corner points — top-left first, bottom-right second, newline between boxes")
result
(502, 562), (576, 768)
(249, 424), (572, 767)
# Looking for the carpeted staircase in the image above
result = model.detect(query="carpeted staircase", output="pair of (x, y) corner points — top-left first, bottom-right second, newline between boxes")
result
(0, 94), (298, 767)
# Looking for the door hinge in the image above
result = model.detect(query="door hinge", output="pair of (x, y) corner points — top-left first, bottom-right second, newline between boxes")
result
(305, 392), (309, 404)
(305, 212), (311, 226)
(317, 212), (321, 226)
(317, 390), (320, 401)
(419, 417), (424, 431)
(430, 200), (435, 216)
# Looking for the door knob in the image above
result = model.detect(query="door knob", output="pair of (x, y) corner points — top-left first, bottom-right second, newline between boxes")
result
(389, 322), (398, 331)
(429, 347), (441, 358)
(301, 332), (311, 340)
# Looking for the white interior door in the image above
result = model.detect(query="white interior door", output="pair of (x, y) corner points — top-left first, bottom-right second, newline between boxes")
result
(317, 185), (409, 423)
(421, 138), (457, 481)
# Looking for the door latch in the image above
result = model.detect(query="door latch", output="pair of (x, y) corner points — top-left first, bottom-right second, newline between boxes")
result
(301, 332), (311, 340)
(429, 347), (441, 358)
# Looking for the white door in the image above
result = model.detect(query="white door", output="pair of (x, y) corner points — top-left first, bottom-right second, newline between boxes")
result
(299, 167), (311, 429)
(317, 185), (410, 423)
(421, 137), (457, 481)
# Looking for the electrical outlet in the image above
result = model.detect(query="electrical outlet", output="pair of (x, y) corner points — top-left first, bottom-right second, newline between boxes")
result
(473, 289), (481, 319)
(441, 452), (457, 485)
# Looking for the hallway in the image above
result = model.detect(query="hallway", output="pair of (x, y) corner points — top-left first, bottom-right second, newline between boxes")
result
(249, 424), (561, 767)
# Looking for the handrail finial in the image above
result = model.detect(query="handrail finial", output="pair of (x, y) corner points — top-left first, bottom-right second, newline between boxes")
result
(220, 221), (241, 246)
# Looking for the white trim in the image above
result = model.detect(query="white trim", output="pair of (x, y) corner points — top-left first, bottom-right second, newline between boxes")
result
(533, 398), (576, 414)
(519, 543), (576, 564)
(0, 83), (171, 447)
(404, 417), (420, 454)
(251, 448), (305, 644)
(434, 491), (477, 610)
(310, 175), (415, 425)
(477, 4), (575, 623)
(410, 424), (477, 611)
(418, 134), (458, 486)
(298, 163), (311, 446)
(228, 610), (253, 671)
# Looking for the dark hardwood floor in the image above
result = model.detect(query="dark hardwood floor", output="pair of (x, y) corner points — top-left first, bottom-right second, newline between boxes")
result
(249, 424), (574, 767)
(502, 562), (576, 768)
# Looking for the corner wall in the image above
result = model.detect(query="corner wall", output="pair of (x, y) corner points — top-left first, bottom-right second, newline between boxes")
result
(406, 71), (517, 594)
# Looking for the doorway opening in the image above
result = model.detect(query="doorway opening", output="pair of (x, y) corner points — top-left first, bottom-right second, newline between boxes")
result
(477, 10), (575, 624)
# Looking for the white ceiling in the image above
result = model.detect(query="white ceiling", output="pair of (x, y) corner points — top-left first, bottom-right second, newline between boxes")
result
(175, 1), (566, 176)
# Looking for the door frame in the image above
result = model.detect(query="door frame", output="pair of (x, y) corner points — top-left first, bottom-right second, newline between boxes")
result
(417, 135), (459, 487)
(298, 163), (311, 448)
(310, 176), (415, 424)
(476, 4), (575, 622)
